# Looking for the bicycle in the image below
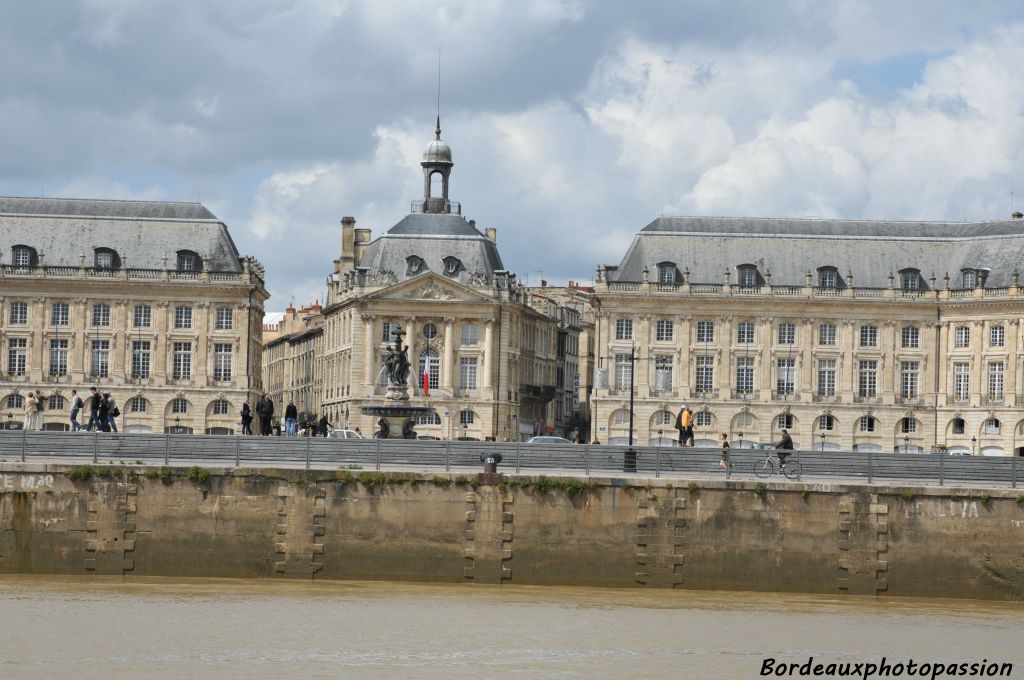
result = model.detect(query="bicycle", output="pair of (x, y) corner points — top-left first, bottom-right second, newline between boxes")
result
(753, 449), (802, 479)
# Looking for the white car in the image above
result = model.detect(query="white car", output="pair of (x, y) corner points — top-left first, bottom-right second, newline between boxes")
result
(527, 436), (573, 444)
(327, 429), (364, 439)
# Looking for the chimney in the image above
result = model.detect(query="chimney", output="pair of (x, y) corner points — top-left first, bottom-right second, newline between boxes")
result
(354, 228), (372, 265)
(338, 216), (356, 273)
(469, 219), (476, 230)
(1013, 211), (1023, 219)
(485, 227), (497, 243)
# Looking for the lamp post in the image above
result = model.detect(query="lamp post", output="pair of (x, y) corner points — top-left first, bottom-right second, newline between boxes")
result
(903, 435), (909, 454)
(463, 423), (468, 441)
(175, 416), (181, 435)
(738, 431), (744, 449)
(657, 428), (663, 447)
(971, 436), (977, 456)
(820, 428), (826, 450)
(511, 413), (517, 442)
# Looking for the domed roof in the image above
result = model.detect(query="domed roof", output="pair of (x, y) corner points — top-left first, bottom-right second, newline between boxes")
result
(422, 116), (453, 165)
(423, 138), (452, 164)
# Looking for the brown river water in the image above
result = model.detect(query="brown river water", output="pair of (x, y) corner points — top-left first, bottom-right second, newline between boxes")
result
(0, 576), (1021, 679)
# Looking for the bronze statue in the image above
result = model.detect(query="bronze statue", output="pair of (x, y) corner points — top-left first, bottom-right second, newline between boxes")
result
(375, 418), (390, 439)
(383, 328), (411, 386)
(402, 418), (416, 439)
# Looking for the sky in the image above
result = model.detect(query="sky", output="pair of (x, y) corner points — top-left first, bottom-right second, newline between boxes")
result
(2, 1), (1024, 313)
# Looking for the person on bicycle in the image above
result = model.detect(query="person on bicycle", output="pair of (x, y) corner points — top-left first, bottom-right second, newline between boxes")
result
(774, 429), (794, 469)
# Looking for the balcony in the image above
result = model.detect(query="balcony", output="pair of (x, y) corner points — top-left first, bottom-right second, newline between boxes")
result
(812, 392), (838, 403)
(410, 199), (461, 215)
(691, 390), (717, 401)
(772, 391), (800, 401)
(897, 396), (921, 406)
(853, 394), (880, 404)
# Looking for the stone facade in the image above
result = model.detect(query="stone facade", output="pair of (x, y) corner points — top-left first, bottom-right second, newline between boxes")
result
(0, 198), (268, 434)
(592, 215), (1024, 454)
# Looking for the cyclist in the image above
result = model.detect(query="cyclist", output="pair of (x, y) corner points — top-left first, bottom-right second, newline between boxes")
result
(774, 429), (794, 470)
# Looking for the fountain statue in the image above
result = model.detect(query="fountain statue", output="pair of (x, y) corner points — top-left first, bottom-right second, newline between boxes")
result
(361, 325), (437, 439)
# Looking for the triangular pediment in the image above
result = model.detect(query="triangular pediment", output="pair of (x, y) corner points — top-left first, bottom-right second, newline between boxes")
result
(361, 272), (495, 304)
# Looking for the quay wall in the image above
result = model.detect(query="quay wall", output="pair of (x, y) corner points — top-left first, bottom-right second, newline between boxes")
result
(0, 464), (1022, 600)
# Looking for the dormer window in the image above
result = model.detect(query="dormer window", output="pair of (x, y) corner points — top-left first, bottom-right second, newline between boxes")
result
(94, 247), (119, 270)
(899, 269), (921, 291)
(176, 250), (201, 272)
(817, 267), (839, 288)
(442, 256), (462, 276)
(737, 265), (758, 287)
(657, 262), (677, 284)
(11, 245), (36, 268)
(406, 255), (426, 276)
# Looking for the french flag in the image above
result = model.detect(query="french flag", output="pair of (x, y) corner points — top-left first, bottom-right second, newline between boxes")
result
(422, 363), (430, 396)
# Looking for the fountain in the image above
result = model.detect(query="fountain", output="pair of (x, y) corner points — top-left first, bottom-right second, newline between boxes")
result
(360, 326), (437, 438)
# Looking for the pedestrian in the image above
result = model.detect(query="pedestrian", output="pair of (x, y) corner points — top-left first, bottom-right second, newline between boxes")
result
(354, 427), (362, 437)
(318, 414), (331, 437)
(105, 393), (119, 432)
(719, 433), (731, 470)
(69, 389), (83, 432)
(85, 387), (101, 431)
(34, 391), (46, 430)
(240, 402), (253, 435)
(677, 406), (694, 446)
(284, 401), (298, 437)
(24, 391), (40, 431)
(97, 393), (111, 432)
(256, 393), (274, 436)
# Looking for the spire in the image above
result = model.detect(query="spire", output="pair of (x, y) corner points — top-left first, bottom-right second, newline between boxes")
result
(435, 115), (441, 141)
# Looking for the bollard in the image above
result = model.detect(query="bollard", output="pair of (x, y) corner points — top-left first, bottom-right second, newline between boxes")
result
(867, 448), (873, 484)
(305, 436), (311, 470)
(939, 452), (944, 487)
(164, 434), (169, 466)
(235, 436), (241, 468)
(480, 450), (502, 474)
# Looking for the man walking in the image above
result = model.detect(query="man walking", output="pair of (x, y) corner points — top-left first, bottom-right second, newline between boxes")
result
(69, 389), (83, 432)
(676, 406), (695, 447)
(256, 393), (274, 436)
(85, 387), (101, 431)
(284, 401), (298, 437)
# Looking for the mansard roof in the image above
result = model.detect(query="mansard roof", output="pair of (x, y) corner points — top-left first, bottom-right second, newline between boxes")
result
(358, 213), (504, 283)
(608, 215), (1024, 287)
(0, 196), (243, 271)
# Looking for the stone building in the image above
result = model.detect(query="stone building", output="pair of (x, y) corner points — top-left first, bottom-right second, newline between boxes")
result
(592, 215), (1024, 455)
(312, 121), (567, 440)
(0, 198), (268, 433)
(261, 301), (324, 426)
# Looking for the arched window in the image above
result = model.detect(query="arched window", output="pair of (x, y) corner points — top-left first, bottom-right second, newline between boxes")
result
(418, 348), (439, 391)
(129, 397), (147, 413)
(94, 247), (120, 270)
(737, 265), (758, 287)
(7, 394), (24, 409)
(776, 414), (794, 430)
(818, 414), (835, 431)
(430, 171), (443, 198)
(694, 411), (713, 427)
(48, 395), (65, 411)
(962, 270), (977, 289)
(733, 412), (755, 430)
(899, 269), (921, 290)
(951, 417), (965, 434)
(611, 409), (631, 425)
(653, 410), (674, 426)
(657, 262), (677, 284)
(899, 417), (917, 433)
(171, 398), (189, 414)
(11, 245), (37, 268)
(211, 399), (230, 415)
(442, 257), (461, 276)
(406, 255), (425, 275)
(176, 250), (202, 272)
(985, 418), (1000, 435)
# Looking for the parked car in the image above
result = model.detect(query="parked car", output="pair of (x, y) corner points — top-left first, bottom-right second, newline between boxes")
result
(327, 429), (364, 439)
(417, 435), (441, 440)
(527, 436), (573, 444)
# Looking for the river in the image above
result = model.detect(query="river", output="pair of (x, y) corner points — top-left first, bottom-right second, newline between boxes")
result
(0, 576), (1021, 679)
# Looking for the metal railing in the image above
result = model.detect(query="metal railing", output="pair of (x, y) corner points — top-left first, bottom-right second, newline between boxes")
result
(0, 432), (1020, 488)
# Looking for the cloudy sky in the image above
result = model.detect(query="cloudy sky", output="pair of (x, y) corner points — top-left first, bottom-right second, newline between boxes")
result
(3, 1), (1024, 312)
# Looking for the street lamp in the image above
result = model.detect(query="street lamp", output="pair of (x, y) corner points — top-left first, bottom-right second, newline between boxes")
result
(738, 431), (744, 449)
(820, 429), (826, 450)
(462, 423), (468, 441)
(174, 416), (181, 434)
(903, 435), (909, 454)
(971, 436), (977, 456)
(657, 428), (663, 446)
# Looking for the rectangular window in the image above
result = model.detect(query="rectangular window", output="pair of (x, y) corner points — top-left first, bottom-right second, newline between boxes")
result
(859, 325), (877, 347)
(858, 360), (877, 397)
(954, 326), (970, 348)
(214, 343), (232, 381)
(990, 325), (1005, 347)
(696, 321), (715, 343)
(988, 361), (1004, 400)
(654, 355), (673, 390)
(460, 323), (479, 345)
(900, 326), (919, 349)
(900, 361), (919, 400)
(614, 353), (633, 390)
(777, 323), (796, 344)
(695, 355), (714, 393)
(174, 306), (193, 329)
(7, 338), (27, 375)
(615, 318), (633, 341)
(817, 359), (836, 396)
(459, 356), (478, 389)
(659, 265), (675, 283)
(819, 269), (837, 288)
(381, 321), (397, 342)
(735, 356), (755, 394)
(953, 362), (970, 400)
(51, 303), (69, 326)
(131, 340), (151, 378)
(173, 342), (192, 380)
(419, 352), (440, 391)
(90, 340), (110, 378)
(655, 319), (673, 342)
(818, 323), (836, 346)
(215, 307), (233, 330)
(13, 248), (30, 267)
(818, 414), (835, 431)
(860, 416), (876, 432)
(49, 339), (68, 378)
(736, 322), (755, 344)
(902, 272), (919, 290)
(9, 301), (27, 325)
(91, 303), (110, 327)
(133, 304), (151, 328)
(776, 357), (795, 394)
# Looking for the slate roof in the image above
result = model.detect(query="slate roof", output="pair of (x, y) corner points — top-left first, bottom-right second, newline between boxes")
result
(0, 196), (243, 271)
(608, 216), (1024, 288)
(359, 212), (504, 282)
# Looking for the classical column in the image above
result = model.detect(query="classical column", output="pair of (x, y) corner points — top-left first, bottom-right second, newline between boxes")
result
(677, 314), (691, 400)
(362, 313), (375, 385)
(1007, 319), (1020, 405)
(442, 317), (455, 391)
(154, 301), (170, 382)
(637, 314), (650, 394)
(404, 316), (418, 392)
(112, 299), (128, 379)
(881, 319), (897, 402)
(758, 315), (773, 400)
(483, 317), (494, 391)
(718, 315), (733, 400)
